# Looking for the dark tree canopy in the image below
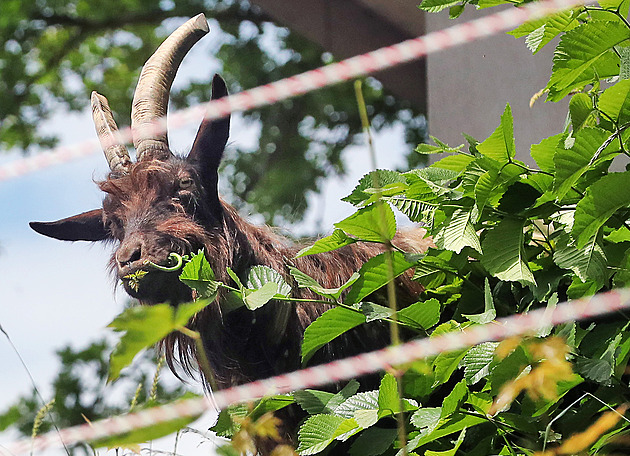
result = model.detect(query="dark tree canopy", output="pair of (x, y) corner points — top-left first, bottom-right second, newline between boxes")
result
(1, 0), (426, 223)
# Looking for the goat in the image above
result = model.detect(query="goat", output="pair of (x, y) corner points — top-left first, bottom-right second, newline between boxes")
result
(30, 12), (429, 448)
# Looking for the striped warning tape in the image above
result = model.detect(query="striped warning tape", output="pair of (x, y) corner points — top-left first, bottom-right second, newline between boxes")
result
(0, 0), (586, 183)
(4, 287), (629, 455)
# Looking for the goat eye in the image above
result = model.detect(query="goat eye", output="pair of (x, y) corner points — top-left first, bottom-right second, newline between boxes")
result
(179, 177), (194, 189)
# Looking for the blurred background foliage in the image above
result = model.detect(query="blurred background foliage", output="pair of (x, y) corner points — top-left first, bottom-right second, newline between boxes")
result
(0, 0), (427, 224)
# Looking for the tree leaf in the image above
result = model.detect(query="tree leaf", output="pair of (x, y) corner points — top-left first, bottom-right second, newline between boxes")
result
(349, 427), (398, 456)
(463, 342), (499, 384)
(476, 104), (515, 164)
(397, 298), (441, 330)
(463, 278), (496, 324)
(107, 301), (209, 382)
(508, 10), (579, 54)
(243, 282), (278, 310)
(433, 208), (482, 254)
(247, 265), (291, 297)
(573, 170), (630, 248)
(179, 250), (220, 300)
(296, 229), (356, 257)
(430, 153), (475, 173)
(377, 373), (400, 415)
(546, 21), (628, 101)
(598, 79), (630, 125)
(296, 414), (347, 455)
(481, 218), (536, 286)
(345, 251), (417, 304)
(294, 380), (360, 415)
(569, 93), (596, 131)
(335, 203), (397, 243)
(290, 267), (359, 300)
(418, 0), (461, 13)
(530, 133), (563, 173)
(335, 391), (379, 419)
(301, 306), (365, 365)
(553, 230), (608, 286)
(441, 379), (467, 418)
(342, 170), (407, 206)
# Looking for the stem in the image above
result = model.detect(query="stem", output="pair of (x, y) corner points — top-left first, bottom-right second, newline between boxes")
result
(145, 253), (184, 272)
(177, 326), (219, 391)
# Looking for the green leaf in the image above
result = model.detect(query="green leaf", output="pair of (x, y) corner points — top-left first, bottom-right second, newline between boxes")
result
(107, 301), (209, 381)
(378, 373), (400, 415)
(297, 414), (347, 455)
(249, 395), (295, 421)
(553, 230), (608, 286)
(211, 404), (249, 438)
(569, 93), (596, 131)
(360, 302), (394, 322)
(296, 229), (356, 257)
(488, 345), (528, 395)
(335, 203), (397, 243)
(0, 405), (20, 432)
(294, 380), (360, 415)
(433, 348), (469, 386)
(243, 282), (278, 310)
(599, 79), (630, 124)
(407, 413), (486, 450)
(508, 10), (579, 54)
(418, 0), (461, 13)
(335, 391), (379, 419)
(433, 208), (482, 254)
(179, 250), (220, 300)
(410, 407), (442, 432)
(290, 267), (360, 300)
(430, 153), (475, 173)
(246, 265), (291, 297)
(481, 218), (536, 286)
(553, 127), (617, 200)
(425, 429), (467, 456)
(476, 104), (515, 164)
(463, 278), (496, 324)
(343, 170), (407, 206)
(463, 342), (499, 384)
(349, 427), (398, 456)
(573, 170), (630, 248)
(441, 379), (467, 418)
(345, 251), (417, 304)
(397, 298), (441, 330)
(301, 306), (365, 365)
(546, 21), (628, 101)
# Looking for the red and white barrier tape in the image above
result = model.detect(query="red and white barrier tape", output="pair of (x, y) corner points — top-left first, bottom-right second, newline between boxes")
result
(0, 0), (586, 183)
(3, 287), (629, 455)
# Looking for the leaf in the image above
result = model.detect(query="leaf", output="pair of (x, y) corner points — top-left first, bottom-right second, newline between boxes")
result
(360, 302), (394, 322)
(599, 79), (630, 125)
(431, 153), (475, 173)
(349, 427), (398, 456)
(378, 373), (400, 415)
(344, 251), (417, 304)
(433, 208), (482, 254)
(296, 229), (356, 257)
(387, 197), (438, 224)
(342, 170), (407, 206)
(294, 380), (360, 415)
(179, 250), (220, 299)
(418, 0), (461, 13)
(481, 218), (536, 286)
(243, 282), (278, 310)
(211, 404), (249, 438)
(107, 301), (209, 381)
(397, 298), (441, 330)
(546, 21), (628, 101)
(433, 349), (469, 386)
(335, 391), (379, 419)
(531, 134), (562, 173)
(296, 414), (346, 455)
(335, 203), (397, 243)
(569, 93), (596, 131)
(441, 379), (467, 418)
(410, 407), (442, 432)
(250, 395), (296, 421)
(463, 342), (499, 384)
(425, 429), (467, 456)
(290, 267), (360, 300)
(508, 10), (579, 54)
(553, 127), (617, 200)
(553, 230), (607, 286)
(573, 171), (630, 248)
(476, 104), (515, 164)
(463, 278), (496, 324)
(247, 265), (291, 297)
(301, 306), (365, 365)
(407, 413), (486, 450)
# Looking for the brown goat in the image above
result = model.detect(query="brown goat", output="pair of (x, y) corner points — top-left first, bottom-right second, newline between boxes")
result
(30, 13), (429, 445)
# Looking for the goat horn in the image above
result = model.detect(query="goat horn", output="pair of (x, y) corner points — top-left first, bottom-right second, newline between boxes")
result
(131, 13), (209, 162)
(91, 91), (132, 174)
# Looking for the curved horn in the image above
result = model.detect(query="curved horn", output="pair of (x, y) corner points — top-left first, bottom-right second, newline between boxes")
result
(131, 13), (209, 162)
(91, 91), (132, 174)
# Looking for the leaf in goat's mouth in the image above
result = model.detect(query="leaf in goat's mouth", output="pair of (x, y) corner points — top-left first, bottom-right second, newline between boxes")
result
(123, 270), (148, 292)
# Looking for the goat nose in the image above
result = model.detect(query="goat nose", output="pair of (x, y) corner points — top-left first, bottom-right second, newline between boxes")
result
(116, 240), (143, 267)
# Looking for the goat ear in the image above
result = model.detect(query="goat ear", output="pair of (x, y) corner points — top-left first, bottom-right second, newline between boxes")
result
(30, 209), (109, 241)
(188, 74), (230, 175)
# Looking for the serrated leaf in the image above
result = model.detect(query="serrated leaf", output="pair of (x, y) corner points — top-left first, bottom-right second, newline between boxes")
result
(290, 267), (359, 300)
(243, 282), (278, 310)
(335, 203), (397, 243)
(546, 21), (628, 101)
(294, 380), (360, 415)
(296, 414), (346, 455)
(410, 407), (442, 431)
(179, 250), (220, 299)
(407, 413), (486, 450)
(553, 230), (607, 286)
(463, 278), (496, 324)
(441, 379), (467, 418)
(211, 404), (249, 438)
(481, 218), (536, 286)
(477, 104), (515, 164)
(335, 391), (380, 419)
(573, 170), (630, 248)
(388, 197), (438, 224)
(508, 10), (579, 54)
(418, 0), (461, 12)
(397, 298), (441, 330)
(343, 170), (407, 206)
(463, 342), (499, 384)
(430, 153), (475, 173)
(296, 229), (356, 258)
(301, 306), (365, 365)
(107, 301), (209, 381)
(345, 251), (416, 304)
(599, 79), (630, 124)
(247, 265), (291, 297)
(425, 429), (467, 456)
(433, 349), (469, 386)
(434, 208), (482, 254)
(360, 302), (393, 322)
(553, 127), (617, 200)
(349, 427), (398, 456)
(378, 373), (399, 415)
(569, 93), (596, 131)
